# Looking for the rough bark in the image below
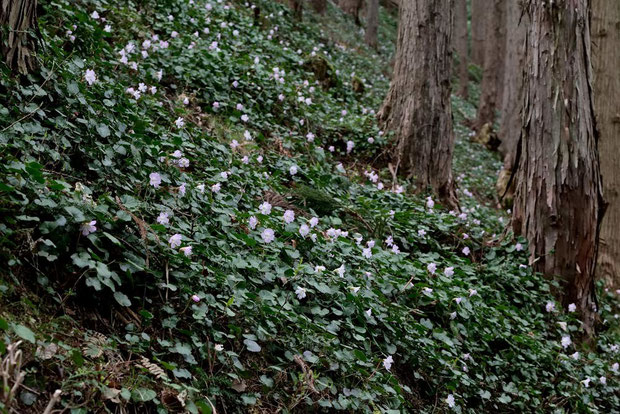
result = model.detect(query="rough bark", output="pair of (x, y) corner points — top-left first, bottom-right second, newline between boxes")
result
(340, 0), (363, 25)
(378, 0), (458, 208)
(498, 0), (527, 168)
(513, 0), (604, 334)
(310, 0), (327, 15)
(365, 0), (379, 48)
(471, 0), (486, 67)
(474, 0), (505, 131)
(593, 0), (620, 289)
(289, 0), (302, 20)
(454, 0), (469, 98)
(0, 0), (38, 74)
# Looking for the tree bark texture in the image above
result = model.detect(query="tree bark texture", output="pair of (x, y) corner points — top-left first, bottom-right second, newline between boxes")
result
(498, 0), (527, 168)
(471, 0), (486, 66)
(474, 0), (505, 131)
(289, 0), (302, 20)
(454, 0), (469, 98)
(513, 0), (604, 334)
(593, 0), (620, 289)
(378, 0), (457, 208)
(340, 0), (363, 25)
(365, 0), (379, 48)
(311, 0), (327, 15)
(0, 0), (38, 74)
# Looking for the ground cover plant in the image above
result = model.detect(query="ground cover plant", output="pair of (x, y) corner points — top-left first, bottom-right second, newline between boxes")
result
(0, 0), (619, 412)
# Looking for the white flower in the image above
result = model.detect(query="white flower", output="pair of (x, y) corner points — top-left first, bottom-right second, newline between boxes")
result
(261, 228), (275, 243)
(244, 130), (252, 140)
(611, 362), (619, 372)
(444, 267), (454, 277)
(249, 216), (258, 229)
(80, 220), (97, 236)
(570, 352), (580, 360)
(426, 196), (435, 209)
(455, 297), (462, 304)
(197, 184), (205, 193)
(169, 234), (182, 248)
(289, 165), (298, 175)
(515, 242), (523, 251)
(230, 139), (239, 149)
(581, 378), (591, 388)
(283, 210), (295, 224)
(468, 289), (478, 297)
(418, 229), (426, 237)
(104, 24), (112, 32)
(561, 335), (572, 349)
(149, 172), (162, 188)
(568, 303), (576, 312)
(259, 202), (272, 215)
(157, 212), (169, 225)
(309, 217), (319, 227)
(346, 140), (354, 154)
(427, 263), (437, 274)
(175, 117), (185, 128)
(383, 355), (393, 371)
(241, 114), (249, 122)
(462, 246), (471, 256)
(600, 376), (607, 385)
(362, 247), (372, 259)
(365, 308), (372, 317)
(446, 394), (455, 408)
(315, 265), (326, 273)
(423, 287), (433, 296)
(211, 183), (221, 193)
(84, 69), (97, 85)
(178, 158), (190, 168)
(180, 246), (192, 257)
(391, 244), (400, 254)
(450, 312), (457, 320)
(91, 10), (100, 19)
(295, 286), (307, 300)
(545, 302), (556, 313)
(179, 183), (186, 196)
(214, 344), (224, 351)
(385, 236), (394, 247)
(336, 264), (345, 278)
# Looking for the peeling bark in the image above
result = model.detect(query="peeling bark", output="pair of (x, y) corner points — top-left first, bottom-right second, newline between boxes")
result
(498, 0), (527, 168)
(378, 0), (458, 208)
(514, 0), (604, 334)
(593, 0), (620, 289)
(0, 0), (38, 75)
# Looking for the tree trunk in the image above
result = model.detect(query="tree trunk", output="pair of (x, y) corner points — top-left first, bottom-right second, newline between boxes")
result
(473, 0), (505, 131)
(593, 0), (620, 289)
(289, 0), (302, 20)
(0, 0), (38, 75)
(471, 0), (486, 67)
(513, 0), (604, 335)
(454, 0), (469, 98)
(498, 0), (527, 168)
(340, 0), (363, 25)
(365, 0), (379, 48)
(311, 0), (327, 15)
(378, 0), (458, 208)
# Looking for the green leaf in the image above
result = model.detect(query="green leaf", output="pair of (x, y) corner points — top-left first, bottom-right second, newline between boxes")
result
(244, 339), (261, 352)
(97, 124), (111, 138)
(12, 324), (35, 343)
(114, 292), (131, 306)
(131, 388), (157, 402)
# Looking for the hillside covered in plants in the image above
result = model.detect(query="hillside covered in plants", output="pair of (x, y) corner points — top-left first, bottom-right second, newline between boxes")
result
(0, 0), (619, 413)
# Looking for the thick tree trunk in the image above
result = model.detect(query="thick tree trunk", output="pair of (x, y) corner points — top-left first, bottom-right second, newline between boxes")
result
(340, 0), (363, 25)
(513, 0), (604, 334)
(378, 0), (457, 208)
(454, 0), (469, 98)
(365, 0), (379, 48)
(474, 0), (505, 131)
(0, 0), (38, 75)
(289, 0), (302, 20)
(593, 0), (620, 289)
(498, 0), (527, 168)
(311, 0), (327, 15)
(471, 0), (486, 67)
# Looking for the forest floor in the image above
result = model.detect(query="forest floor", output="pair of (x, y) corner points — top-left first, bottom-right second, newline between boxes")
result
(0, 1), (619, 413)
